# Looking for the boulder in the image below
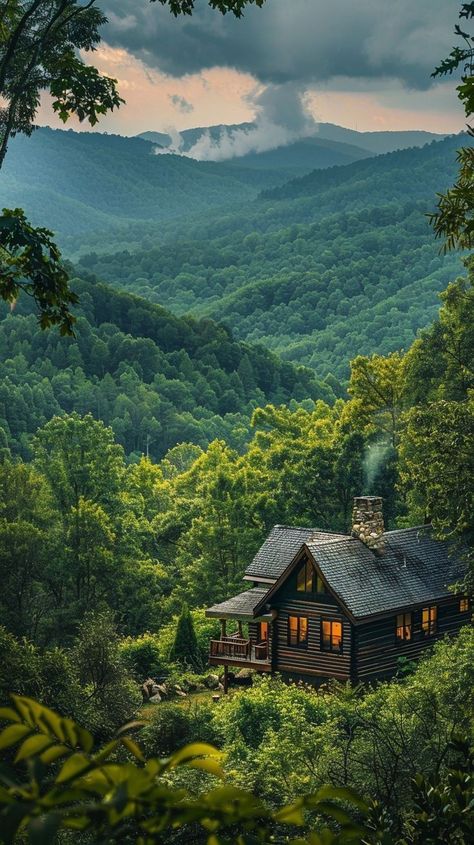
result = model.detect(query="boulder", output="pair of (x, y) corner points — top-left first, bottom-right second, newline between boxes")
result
(156, 684), (168, 697)
(149, 693), (161, 703)
(235, 668), (253, 679)
(175, 689), (187, 697)
(206, 674), (220, 689)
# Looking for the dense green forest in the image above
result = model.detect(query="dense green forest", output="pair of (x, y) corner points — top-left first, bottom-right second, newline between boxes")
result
(0, 276), (333, 461)
(82, 136), (466, 377)
(1, 255), (471, 658)
(0, 128), (286, 239)
(1, 257), (472, 841)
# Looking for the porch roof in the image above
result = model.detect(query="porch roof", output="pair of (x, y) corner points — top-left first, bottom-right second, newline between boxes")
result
(206, 587), (272, 621)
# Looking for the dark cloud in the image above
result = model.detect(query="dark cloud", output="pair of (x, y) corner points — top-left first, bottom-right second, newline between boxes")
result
(103, 0), (454, 89)
(170, 93), (194, 113)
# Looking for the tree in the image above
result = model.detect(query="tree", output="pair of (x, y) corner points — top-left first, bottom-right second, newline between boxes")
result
(0, 0), (265, 328)
(429, 3), (474, 250)
(399, 397), (474, 589)
(346, 352), (406, 447)
(0, 207), (78, 334)
(169, 602), (201, 671)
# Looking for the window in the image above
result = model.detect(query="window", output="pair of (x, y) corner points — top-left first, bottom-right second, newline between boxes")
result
(396, 613), (412, 641)
(421, 606), (437, 636)
(258, 622), (269, 642)
(296, 559), (326, 593)
(288, 615), (308, 647)
(321, 619), (343, 653)
(297, 559), (313, 592)
(460, 598), (470, 613)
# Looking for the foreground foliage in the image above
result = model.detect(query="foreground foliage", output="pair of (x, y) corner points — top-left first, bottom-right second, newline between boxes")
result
(0, 695), (373, 845)
(0, 686), (472, 845)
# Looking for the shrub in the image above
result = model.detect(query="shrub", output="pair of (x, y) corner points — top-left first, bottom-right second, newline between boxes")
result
(118, 633), (162, 680)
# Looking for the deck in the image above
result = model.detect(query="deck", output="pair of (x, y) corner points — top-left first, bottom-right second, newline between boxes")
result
(209, 635), (271, 670)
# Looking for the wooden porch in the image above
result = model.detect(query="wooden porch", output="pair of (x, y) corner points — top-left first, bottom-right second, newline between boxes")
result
(209, 632), (271, 670)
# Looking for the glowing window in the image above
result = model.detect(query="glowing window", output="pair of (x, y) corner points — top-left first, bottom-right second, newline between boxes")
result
(460, 598), (470, 613)
(421, 606), (437, 636)
(396, 613), (412, 641)
(288, 616), (308, 647)
(321, 619), (343, 653)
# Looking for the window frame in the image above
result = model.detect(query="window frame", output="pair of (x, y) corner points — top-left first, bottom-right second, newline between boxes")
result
(396, 612), (412, 641)
(459, 598), (470, 613)
(421, 605), (437, 636)
(287, 615), (309, 649)
(320, 618), (343, 654)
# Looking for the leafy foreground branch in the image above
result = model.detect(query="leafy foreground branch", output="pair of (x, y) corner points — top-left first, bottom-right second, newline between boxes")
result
(0, 696), (473, 845)
(0, 207), (77, 334)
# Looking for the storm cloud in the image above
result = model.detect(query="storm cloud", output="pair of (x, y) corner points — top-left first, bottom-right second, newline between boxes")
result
(103, 0), (455, 89)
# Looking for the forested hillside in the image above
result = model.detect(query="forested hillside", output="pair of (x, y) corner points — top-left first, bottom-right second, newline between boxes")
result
(0, 127), (286, 240)
(0, 277), (333, 461)
(84, 135), (466, 377)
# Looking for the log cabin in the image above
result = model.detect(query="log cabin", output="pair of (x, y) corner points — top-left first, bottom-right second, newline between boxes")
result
(206, 497), (470, 688)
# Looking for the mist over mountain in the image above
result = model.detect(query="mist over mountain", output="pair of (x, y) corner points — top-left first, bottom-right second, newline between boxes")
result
(138, 120), (447, 163)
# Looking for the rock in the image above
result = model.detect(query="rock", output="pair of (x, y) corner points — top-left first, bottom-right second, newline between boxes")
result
(217, 682), (224, 691)
(206, 674), (220, 689)
(156, 684), (168, 696)
(176, 689), (187, 697)
(149, 693), (161, 703)
(235, 668), (253, 679)
(195, 682), (206, 691)
(150, 685), (160, 695)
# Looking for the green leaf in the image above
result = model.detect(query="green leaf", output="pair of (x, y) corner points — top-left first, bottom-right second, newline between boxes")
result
(15, 734), (53, 762)
(0, 724), (31, 750)
(121, 737), (145, 762)
(56, 753), (90, 784)
(169, 743), (223, 767)
(40, 744), (69, 764)
(0, 708), (21, 724)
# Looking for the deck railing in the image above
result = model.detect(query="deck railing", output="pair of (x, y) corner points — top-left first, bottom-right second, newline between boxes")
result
(209, 637), (269, 662)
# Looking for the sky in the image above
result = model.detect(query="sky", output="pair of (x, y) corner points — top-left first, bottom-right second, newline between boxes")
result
(38, 0), (467, 140)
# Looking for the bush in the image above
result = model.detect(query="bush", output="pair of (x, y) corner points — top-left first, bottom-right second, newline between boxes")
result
(141, 701), (221, 757)
(118, 633), (162, 680)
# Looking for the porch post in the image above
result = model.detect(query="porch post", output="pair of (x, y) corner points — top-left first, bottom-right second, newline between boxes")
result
(223, 664), (229, 694)
(237, 621), (243, 637)
(220, 618), (227, 638)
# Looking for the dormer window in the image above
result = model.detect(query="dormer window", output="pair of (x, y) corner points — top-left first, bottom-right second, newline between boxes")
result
(296, 559), (326, 593)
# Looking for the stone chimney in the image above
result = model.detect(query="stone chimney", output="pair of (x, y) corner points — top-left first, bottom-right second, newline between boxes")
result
(351, 496), (385, 553)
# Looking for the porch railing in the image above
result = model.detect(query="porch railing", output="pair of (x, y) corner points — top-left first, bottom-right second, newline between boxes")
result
(209, 637), (269, 662)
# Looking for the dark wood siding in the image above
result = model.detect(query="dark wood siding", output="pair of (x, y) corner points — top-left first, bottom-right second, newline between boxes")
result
(248, 621), (273, 662)
(354, 599), (469, 681)
(272, 598), (351, 680)
(268, 550), (352, 680)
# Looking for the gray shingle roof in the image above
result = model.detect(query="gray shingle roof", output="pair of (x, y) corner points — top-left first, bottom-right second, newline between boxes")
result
(206, 587), (271, 620)
(244, 525), (339, 581)
(305, 525), (465, 618)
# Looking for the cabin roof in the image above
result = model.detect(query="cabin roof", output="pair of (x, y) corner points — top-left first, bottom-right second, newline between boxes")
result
(304, 526), (465, 619)
(242, 523), (466, 621)
(206, 587), (272, 621)
(244, 524), (341, 581)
